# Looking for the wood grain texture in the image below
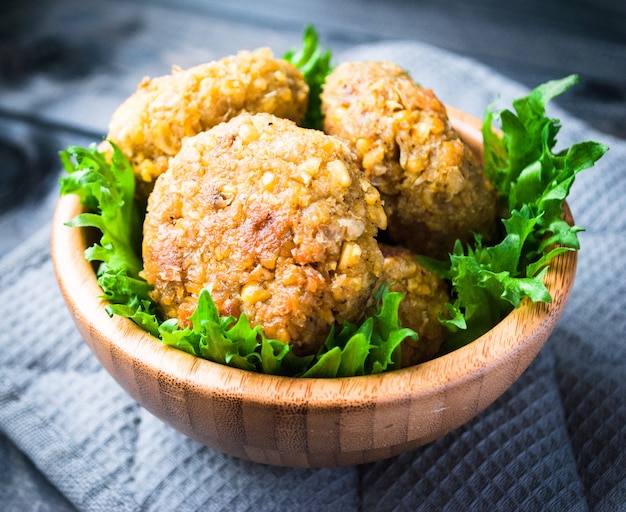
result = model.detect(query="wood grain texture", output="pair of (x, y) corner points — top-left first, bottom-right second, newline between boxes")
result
(50, 109), (578, 468)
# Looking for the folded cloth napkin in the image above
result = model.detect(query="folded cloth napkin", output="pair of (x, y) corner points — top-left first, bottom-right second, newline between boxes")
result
(1, 40), (625, 512)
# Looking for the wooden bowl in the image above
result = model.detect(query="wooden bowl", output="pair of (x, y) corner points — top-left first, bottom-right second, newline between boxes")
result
(51, 108), (577, 468)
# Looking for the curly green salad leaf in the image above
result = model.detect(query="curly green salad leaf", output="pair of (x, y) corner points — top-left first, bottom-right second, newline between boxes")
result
(59, 144), (414, 377)
(157, 283), (414, 377)
(283, 25), (333, 130)
(59, 143), (161, 337)
(420, 75), (608, 353)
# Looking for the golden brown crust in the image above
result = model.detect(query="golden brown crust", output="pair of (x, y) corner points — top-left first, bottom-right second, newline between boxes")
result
(142, 113), (387, 356)
(322, 60), (498, 259)
(106, 48), (309, 197)
(378, 244), (449, 367)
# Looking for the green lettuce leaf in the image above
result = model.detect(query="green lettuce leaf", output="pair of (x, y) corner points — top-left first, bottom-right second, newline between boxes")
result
(156, 285), (413, 377)
(59, 142), (162, 335)
(60, 142), (143, 276)
(283, 25), (333, 130)
(302, 284), (417, 377)
(421, 75), (608, 353)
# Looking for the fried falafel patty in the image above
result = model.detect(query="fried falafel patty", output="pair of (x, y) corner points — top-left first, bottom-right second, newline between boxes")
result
(321, 60), (498, 259)
(142, 112), (387, 356)
(106, 48), (309, 197)
(378, 244), (449, 367)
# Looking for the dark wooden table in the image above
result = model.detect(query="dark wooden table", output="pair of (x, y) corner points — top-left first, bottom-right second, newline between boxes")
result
(1, 0), (624, 509)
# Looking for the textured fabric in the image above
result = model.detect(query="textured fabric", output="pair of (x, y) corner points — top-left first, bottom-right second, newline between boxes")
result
(1, 40), (625, 511)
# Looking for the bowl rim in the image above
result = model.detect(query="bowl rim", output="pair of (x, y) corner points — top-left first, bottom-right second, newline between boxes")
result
(50, 106), (578, 412)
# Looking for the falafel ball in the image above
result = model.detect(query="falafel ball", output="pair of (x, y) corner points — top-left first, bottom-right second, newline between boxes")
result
(106, 48), (309, 197)
(321, 60), (498, 259)
(378, 244), (450, 367)
(142, 112), (387, 356)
